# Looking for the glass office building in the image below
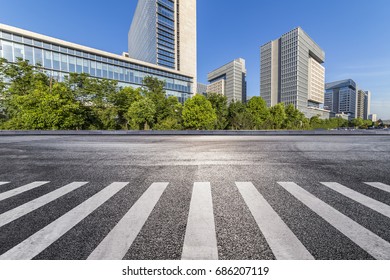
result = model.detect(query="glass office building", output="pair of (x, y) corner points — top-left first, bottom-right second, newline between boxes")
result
(128, 0), (197, 88)
(325, 79), (357, 120)
(0, 24), (193, 103)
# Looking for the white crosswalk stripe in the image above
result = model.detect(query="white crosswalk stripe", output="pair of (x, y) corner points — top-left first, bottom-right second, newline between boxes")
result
(0, 182), (10, 186)
(88, 182), (169, 260)
(321, 182), (390, 218)
(182, 182), (218, 260)
(0, 182), (129, 260)
(0, 181), (50, 202)
(236, 182), (314, 260)
(365, 182), (390, 194)
(0, 182), (88, 228)
(278, 182), (390, 260)
(0, 180), (390, 260)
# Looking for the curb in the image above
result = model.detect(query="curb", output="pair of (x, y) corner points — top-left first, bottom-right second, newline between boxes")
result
(1, 130), (389, 136)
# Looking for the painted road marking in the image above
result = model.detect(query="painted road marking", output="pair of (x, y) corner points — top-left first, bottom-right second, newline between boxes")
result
(182, 182), (218, 260)
(322, 182), (390, 218)
(0, 182), (88, 228)
(364, 182), (390, 194)
(278, 182), (390, 260)
(88, 182), (169, 260)
(0, 182), (50, 202)
(0, 182), (128, 260)
(236, 182), (314, 260)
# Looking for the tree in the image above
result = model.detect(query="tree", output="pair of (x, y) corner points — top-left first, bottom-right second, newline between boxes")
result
(125, 97), (156, 130)
(245, 96), (269, 130)
(2, 81), (85, 130)
(228, 101), (252, 130)
(284, 104), (308, 130)
(108, 87), (142, 129)
(141, 76), (167, 126)
(269, 103), (286, 129)
(351, 118), (364, 128)
(207, 93), (229, 130)
(182, 95), (217, 130)
(142, 76), (166, 96)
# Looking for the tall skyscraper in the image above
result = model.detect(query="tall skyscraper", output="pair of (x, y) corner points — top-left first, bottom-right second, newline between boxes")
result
(260, 27), (328, 118)
(357, 89), (365, 119)
(357, 90), (371, 120)
(325, 79), (357, 120)
(364, 90), (371, 120)
(207, 58), (247, 103)
(128, 0), (197, 92)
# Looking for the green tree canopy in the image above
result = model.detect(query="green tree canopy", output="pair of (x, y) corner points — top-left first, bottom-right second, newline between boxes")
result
(284, 104), (309, 130)
(126, 97), (156, 130)
(2, 81), (84, 130)
(269, 103), (286, 129)
(207, 92), (229, 130)
(245, 96), (270, 130)
(228, 101), (252, 130)
(182, 95), (217, 130)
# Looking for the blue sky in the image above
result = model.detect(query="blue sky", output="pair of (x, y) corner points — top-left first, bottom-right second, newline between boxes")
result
(1, 0), (389, 119)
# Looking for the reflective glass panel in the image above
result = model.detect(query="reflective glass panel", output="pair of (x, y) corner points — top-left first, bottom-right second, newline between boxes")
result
(34, 48), (43, 65)
(52, 52), (60, 70)
(68, 56), (75, 72)
(14, 43), (24, 61)
(60, 54), (68, 72)
(2, 40), (13, 62)
(24, 45), (34, 64)
(44, 50), (52, 68)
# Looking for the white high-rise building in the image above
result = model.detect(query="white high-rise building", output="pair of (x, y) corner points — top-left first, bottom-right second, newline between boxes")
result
(260, 27), (328, 118)
(128, 0), (197, 93)
(207, 58), (247, 103)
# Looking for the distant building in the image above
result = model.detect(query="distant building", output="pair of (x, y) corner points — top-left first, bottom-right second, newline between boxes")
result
(330, 112), (350, 121)
(207, 58), (247, 103)
(369, 114), (377, 122)
(357, 90), (365, 119)
(260, 27), (328, 119)
(356, 90), (371, 120)
(364, 91), (371, 120)
(196, 82), (208, 96)
(325, 79), (357, 120)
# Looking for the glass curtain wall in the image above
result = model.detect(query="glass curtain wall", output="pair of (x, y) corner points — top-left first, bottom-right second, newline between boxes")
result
(0, 30), (192, 102)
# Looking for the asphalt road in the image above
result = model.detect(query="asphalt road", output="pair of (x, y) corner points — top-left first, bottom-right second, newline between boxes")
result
(0, 135), (389, 260)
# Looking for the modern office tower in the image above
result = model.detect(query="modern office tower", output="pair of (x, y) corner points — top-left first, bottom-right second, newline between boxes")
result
(357, 90), (365, 119)
(0, 24), (194, 102)
(325, 79), (357, 120)
(196, 82), (208, 96)
(128, 0), (197, 92)
(364, 91), (371, 120)
(356, 89), (371, 119)
(207, 58), (247, 103)
(260, 27), (328, 118)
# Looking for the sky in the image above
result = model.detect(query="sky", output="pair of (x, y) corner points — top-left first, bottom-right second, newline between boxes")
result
(0, 0), (389, 119)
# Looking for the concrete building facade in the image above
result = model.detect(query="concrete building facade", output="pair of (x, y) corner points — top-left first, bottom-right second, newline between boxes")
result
(207, 58), (247, 103)
(0, 23), (194, 102)
(260, 27), (328, 119)
(196, 82), (208, 96)
(369, 114), (377, 122)
(357, 90), (365, 119)
(128, 0), (197, 92)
